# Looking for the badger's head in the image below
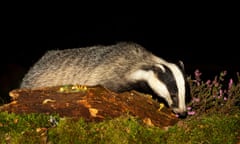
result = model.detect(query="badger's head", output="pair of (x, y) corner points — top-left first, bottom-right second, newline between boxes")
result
(130, 61), (191, 118)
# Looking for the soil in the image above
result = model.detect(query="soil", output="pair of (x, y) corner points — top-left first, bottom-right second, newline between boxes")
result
(0, 85), (179, 128)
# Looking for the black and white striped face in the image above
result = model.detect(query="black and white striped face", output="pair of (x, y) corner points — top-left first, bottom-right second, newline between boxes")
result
(130, 62), (190, 117)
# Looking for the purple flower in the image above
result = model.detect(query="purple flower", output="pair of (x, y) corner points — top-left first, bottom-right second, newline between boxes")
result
(194, 69), (202, 81)
(228, 78), (233, 89)
(206, 80), (211, 86)
(188, 111), (196, 115)
(194, 69), (202, 77)
(193, 97), (200, 102)
(224, 97), (227, 101)
(219, 89), (223, 97)
(220, 70), (227, 77)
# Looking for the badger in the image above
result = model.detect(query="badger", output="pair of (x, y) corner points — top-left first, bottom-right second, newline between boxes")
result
(20, 42), (190, 117)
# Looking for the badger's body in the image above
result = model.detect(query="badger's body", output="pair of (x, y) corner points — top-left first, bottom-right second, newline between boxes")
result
(20, 42), (190, 117)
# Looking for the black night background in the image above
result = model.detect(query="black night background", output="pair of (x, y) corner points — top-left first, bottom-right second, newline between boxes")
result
(0, 7), (239, 102)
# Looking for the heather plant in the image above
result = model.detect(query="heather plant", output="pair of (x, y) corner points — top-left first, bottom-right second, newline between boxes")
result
(187, 69), (240, 117)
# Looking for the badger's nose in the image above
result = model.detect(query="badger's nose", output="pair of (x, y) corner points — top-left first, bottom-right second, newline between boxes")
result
(177, 111), (188, 118)
(172, 108), (188, 118)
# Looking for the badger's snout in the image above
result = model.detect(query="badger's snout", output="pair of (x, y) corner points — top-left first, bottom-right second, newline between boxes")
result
(177, 111), (188, 118)
(172, 108), (188, 118)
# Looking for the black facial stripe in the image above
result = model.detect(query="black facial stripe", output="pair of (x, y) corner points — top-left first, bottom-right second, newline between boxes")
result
(175, 62), (192, 105)
(141, 64), (179, 108)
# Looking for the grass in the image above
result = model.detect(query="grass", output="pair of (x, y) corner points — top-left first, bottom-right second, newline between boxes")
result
(0, 70), (239, 143)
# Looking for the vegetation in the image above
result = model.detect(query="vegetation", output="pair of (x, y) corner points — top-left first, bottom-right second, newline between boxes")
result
(186, 70), (240, 117)
(0, 70), (239, 143)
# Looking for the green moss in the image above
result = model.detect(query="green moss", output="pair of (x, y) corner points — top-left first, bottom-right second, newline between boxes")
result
(166, 113), (240, 144)
(0, 112), (239, 143)
(48, 115), (166, 144)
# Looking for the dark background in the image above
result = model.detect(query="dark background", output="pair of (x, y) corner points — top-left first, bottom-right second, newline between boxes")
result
(0, 6), (239, 102)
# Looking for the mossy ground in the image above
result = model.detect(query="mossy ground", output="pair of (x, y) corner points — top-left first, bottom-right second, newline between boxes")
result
(0, 111), (239, 143)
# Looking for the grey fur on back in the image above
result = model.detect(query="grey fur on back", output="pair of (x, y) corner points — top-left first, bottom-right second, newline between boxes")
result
(20, 42), (167, 91)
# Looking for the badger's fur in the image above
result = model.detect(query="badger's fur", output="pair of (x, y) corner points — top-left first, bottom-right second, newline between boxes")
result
(20, 42), (190, 117)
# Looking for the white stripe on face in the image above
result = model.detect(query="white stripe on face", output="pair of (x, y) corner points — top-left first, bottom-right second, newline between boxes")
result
(129, 69), (173, 106)
(167, 63), (186, 113)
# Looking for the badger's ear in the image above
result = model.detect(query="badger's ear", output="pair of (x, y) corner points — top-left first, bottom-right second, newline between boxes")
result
(178, 60), (185, 71)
